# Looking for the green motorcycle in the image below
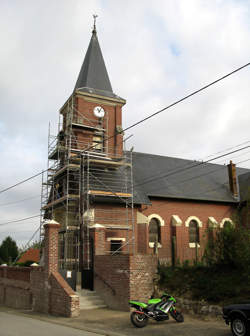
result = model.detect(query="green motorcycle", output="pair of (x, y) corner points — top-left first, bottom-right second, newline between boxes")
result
(129, 293), (184, 328)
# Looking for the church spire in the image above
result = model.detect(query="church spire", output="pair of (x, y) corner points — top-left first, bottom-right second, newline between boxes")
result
(92, 14), (97, 35)
(74, 16), (114, 98)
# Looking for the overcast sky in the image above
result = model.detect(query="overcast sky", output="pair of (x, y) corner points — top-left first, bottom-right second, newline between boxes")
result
(1, 0), (250, 247)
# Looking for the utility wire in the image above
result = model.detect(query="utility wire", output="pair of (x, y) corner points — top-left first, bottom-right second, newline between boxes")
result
(134, 145), (250, 188)
(1, 62), (250, 195)
(4, 155), (249, 228)
(0, 215), (40, 226)
(121, 62), (250, 134)
(198, 140), (250, 161)
(12, 226), (40, 265)
(138, 156), (250, 215)
(144, 155), (250, 196)
(75, 61), (250, 154)
(214, 150), (250, 165)
(0, 195), (40, 207)
(134, 142), (250, 189)
(0, 171), (46, 194)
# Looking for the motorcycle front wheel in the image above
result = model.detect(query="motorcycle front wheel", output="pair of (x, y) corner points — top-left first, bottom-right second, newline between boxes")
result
(170, 310), (184, 322)
(130, 312), (149, 328)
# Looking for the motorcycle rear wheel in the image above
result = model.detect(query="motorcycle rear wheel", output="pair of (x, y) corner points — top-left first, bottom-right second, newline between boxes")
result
(170, 310), (184, 322)
(130, 312), (149, 328)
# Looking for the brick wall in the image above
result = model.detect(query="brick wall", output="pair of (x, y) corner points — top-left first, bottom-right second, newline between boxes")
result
(91, 204), (136, 255)
(30, 267), (48, 313)
(0, 267), (32, 309)
(137, 223), (147, 254)
(0, 221), (80, 317)
(94, 254), (157, 311)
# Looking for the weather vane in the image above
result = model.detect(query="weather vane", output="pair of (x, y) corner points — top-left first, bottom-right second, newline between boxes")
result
(93, 14), (98, 33)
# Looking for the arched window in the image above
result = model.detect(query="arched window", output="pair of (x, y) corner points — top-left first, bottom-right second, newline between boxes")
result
(223, 220), (232, 230)
(189, 220), (199, 243)
(220, 218), (234, 229)
(149, 218), (161, 244)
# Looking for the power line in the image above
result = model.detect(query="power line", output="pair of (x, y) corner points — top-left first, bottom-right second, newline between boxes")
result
(236, 158), (250, 165)
(121, 62), (250, 134)
(134, 145), (250, 189)
(0, 195), (40, 207)
(143, 155), (250, 196)
(0, 215), (40, 226)
(0, 170), (46, 194)
(215, 150), (250, 165)
(13, 226), (40, 264)
(134, 141), (250, 189)
(137, 156), (250, 215)
(77, 62), (250, 156)
(1, 62), (250, 195)
(198, 140), (250, 161)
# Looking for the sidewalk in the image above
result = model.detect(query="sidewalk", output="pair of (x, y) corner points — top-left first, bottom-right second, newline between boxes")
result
(0, 306), (228, 336)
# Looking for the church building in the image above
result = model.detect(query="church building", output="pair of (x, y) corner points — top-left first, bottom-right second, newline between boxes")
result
(41, 21), (250, 291)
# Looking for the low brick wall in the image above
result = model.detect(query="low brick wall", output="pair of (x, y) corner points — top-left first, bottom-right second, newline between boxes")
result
(94, 254), (158, 311)
(50, 272), (79, 317)
(0, 265), (79, 317)
(0, 267), (32, 309)
(0, 222), (79, 317)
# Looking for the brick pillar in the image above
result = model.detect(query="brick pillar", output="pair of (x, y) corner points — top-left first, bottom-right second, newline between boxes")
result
(171, 215), (183, 265)
(90, 225), (106, 255)
(44, 219), (60, 276)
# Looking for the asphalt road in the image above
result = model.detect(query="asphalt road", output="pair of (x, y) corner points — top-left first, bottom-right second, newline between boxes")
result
(0, 306), (232, 336)
(0, 311), (101, 336)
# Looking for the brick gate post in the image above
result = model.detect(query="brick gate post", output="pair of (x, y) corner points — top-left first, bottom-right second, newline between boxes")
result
(43, 219), (60, 276)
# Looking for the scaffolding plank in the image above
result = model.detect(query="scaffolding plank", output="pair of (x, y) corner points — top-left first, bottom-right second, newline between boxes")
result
(88, 190), (132, 197)
(42, 194), (79, 210)
(88, 158), (131, 167)
(53, 163), (80, 178)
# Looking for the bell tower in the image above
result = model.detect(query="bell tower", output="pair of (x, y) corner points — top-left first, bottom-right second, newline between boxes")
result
(41, 19), (134, 276)
(63, 16), (126, 158)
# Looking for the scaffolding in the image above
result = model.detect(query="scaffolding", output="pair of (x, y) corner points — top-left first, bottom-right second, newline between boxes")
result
(40, 94), (134, 271)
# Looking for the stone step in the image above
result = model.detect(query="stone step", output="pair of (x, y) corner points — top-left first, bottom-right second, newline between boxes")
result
(77, 290), (107, 310)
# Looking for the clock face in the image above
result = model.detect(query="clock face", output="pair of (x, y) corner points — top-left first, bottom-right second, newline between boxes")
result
(93, 106), (105, 118)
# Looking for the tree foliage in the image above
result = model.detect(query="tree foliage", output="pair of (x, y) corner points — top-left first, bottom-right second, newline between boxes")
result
(0, 236), (18, 264)
(204, 224), (250, 270)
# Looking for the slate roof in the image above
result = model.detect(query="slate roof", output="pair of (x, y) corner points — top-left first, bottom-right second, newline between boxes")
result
(131, 151), (250, 204)
(238, 171), (250, 202)
(74, 28), (124, 101)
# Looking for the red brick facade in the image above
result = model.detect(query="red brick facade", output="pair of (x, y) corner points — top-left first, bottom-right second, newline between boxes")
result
(61, 93), (124, 157)
(136, 198), (235, 264)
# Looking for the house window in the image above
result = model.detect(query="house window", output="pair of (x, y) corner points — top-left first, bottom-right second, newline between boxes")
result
(189, 220), (199, 244)
(149, 218), (161, 244)
(110, 240), (122, 254)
